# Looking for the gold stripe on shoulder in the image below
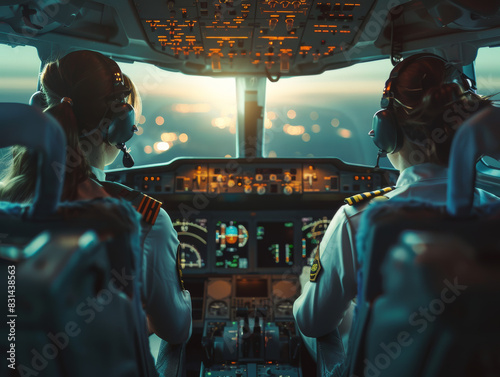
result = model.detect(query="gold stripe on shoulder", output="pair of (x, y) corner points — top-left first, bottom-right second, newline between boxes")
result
(344, 186), (396, 206)
(136, 194), (163, 225)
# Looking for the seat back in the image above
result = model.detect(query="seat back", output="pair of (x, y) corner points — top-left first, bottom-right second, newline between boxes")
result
(0, 104), (157, 376)
(346, 105), (500, 377)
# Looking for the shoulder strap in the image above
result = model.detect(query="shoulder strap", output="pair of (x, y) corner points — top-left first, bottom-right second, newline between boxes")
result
(344, 186), (396, 206)
(99, 180), (162, 226)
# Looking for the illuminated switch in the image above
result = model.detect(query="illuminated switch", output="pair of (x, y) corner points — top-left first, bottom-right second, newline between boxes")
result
(211, 54), (221, 72)
(285, 18), (294, 31)
(269, 18), (278, 31)
(280, 54), (290, 73)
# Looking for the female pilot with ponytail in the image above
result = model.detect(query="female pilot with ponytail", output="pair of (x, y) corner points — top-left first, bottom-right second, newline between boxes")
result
(293, 53), (499, 357)
(0, 50), (192, 345)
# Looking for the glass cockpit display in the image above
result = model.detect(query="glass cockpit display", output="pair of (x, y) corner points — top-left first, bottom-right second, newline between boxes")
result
(256, 222), (294, 268)
(173, 218), (208, 269)
(301, 216), (331, 265)
(215, 221), (249, 269)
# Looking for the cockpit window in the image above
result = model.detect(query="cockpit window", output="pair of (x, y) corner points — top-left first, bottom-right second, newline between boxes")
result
(264, 59), (391, 167)
(475, 47), (500, 96)
(107, 61), (237, 169)
(113, 58), (393, 169)
(0, 44), (39, 103)
(475, 47), (500, 170)
(0, 44), (40, 174)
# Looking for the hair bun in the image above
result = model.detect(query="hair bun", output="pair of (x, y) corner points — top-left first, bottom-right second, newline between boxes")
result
(420, 83), (464, 115)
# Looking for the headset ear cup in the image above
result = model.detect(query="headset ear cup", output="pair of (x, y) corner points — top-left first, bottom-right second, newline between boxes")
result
(371, 109), (403, 154)
(105, 103), (136, 145)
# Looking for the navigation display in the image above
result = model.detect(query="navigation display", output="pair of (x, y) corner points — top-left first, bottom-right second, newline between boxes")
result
(215, 220), (249, 269)
(173, 218), (208, 269)
(301, 216), (331, 265)
(256, 222), (294, 268)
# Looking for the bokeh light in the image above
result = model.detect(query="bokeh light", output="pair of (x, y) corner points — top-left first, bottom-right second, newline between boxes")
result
(156, 116), (164, 126)
(312, 124), (321, 133)
(302, 133), (311, 142)
(161, 132), (178, 142)
(331, 118), (340, 127)
(267, 111), (277, 120)
(287, 109), (296, 119)
(337, 128), (352, 138)
(283, 124), (305, 136)
(179, 133), (188, 143)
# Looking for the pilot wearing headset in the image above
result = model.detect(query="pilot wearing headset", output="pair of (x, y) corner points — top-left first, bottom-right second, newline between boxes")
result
(293, 53), (500, 358)
(0, 50), (192, 345)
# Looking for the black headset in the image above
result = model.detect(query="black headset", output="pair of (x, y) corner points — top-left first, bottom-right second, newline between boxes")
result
(95, 55), (137, 148)
(370, 53), (474, 156)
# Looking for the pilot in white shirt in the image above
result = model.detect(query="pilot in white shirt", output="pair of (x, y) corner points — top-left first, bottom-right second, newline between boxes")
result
(92, 166), (192, 345)
(293, 163), (499, 348)
(293, 53), (500, 357)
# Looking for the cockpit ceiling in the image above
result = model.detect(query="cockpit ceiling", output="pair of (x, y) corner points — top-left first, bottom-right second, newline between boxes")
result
(2, 1), (500, 76)
(135, 0), (376, 76)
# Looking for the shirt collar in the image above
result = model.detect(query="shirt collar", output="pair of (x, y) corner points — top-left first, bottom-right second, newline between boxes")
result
(91, 166), (106, 182)
(396, 163), (448, 187)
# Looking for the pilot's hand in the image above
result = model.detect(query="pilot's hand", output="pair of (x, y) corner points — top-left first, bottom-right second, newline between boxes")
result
(299, 265), (311, 291)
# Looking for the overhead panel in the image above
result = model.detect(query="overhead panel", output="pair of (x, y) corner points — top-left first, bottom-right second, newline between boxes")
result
(134, 0), (376, 75)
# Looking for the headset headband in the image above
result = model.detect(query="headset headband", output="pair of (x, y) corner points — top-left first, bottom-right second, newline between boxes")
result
(380, 53), (474, 109)
(94, 52), (131, 101)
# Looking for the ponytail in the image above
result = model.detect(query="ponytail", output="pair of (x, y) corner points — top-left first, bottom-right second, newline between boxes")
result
(45, 99), (93, 201)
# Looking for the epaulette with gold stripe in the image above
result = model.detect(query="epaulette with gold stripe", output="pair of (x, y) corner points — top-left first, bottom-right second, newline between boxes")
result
(99, 181), (163, 225)
(136, 193), (162, 225)
(344, 186), (396, 206)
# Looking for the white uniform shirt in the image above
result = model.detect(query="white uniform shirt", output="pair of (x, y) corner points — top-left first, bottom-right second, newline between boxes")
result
(92, 167), (192, 344)
(293, 163), (499, 339)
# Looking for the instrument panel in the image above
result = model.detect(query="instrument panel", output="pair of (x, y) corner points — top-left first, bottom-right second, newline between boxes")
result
(133, 0), (378, 76)
(172, 213), (332, 273)
(107, 158), (396, 274)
